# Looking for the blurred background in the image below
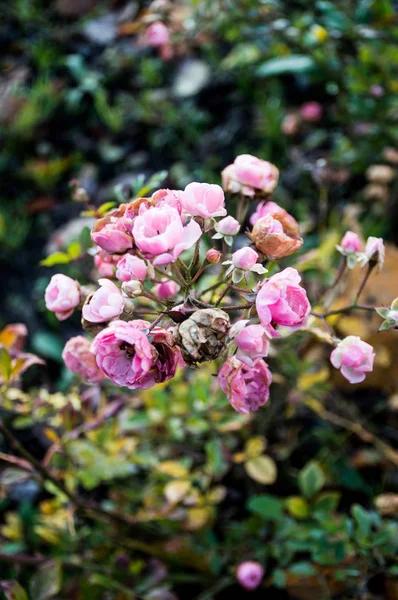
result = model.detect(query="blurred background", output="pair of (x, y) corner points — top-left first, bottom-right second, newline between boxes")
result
(1, 1), (398, 599)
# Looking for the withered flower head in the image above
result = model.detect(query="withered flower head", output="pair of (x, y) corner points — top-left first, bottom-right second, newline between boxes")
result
(174, 308), (230, 365)
(248, 211), (303, 260)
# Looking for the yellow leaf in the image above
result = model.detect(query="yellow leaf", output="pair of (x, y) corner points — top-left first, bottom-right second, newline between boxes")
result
(164, 480), (191, 505)
(298, 368), (329, 392)
(207, 486), (227, 504)
(285, 496), (310, 519)
(185, 507), (211, 530)
(44, 428), (59, 444)
(233, 451), (247, 464)
(245, 455), (277, 485)
(157, 461), (189, 479)
(245, 436), (267, 458)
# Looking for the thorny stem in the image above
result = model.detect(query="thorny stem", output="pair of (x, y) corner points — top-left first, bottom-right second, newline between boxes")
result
(172, 261), (188, 288)
(189, 238), (201, 271)
(190, 262), (209, 284)
(311, 304), (375, 319)
(215, 282), (233, 306)
(148, 313), (165, 332)
(354, 262), (375, 304)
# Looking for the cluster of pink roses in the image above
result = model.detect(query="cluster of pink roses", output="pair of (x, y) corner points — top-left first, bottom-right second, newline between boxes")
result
(44, 153), (383, 413)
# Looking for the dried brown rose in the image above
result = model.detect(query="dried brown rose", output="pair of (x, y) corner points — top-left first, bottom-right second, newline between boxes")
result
(248, 211), (303, 260)
(174, 308), (230, 365)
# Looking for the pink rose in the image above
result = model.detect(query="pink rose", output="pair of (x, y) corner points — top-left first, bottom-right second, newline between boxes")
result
(132, 204), (202, 265)
(152, 188), (183, 216)
(91, 217), (133, 254)
(340, 231), (361, 253)
(214, 215), (240, 236)
(330, 336), (375, 384)
(62, 336), (105, 383)
(250, 200), (285, 225)
(218, 357), (272, 414)
(82, 279), (124, 323)
(300, 101), (323, 123)
(116, 254), (148, 282)
(143, 22), (170, 48)
(232, 323), (270, 367)
(236, 561), (264, 591)
(232, 247), (259, 270)
(256, 267), (311, 337)
(222, 155), (279, 197)
(94, 250), (119, 277)
(91, 320), (181, 389)
(153, 279), (180, 299)
(181, 182), (227, 219)
(45, 274), (80, 321)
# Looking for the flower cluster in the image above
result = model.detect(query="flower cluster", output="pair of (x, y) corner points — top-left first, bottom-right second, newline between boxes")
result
(44, 153), (385, 413)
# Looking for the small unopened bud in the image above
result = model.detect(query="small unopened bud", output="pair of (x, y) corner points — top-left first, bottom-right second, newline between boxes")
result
(206, 249), (221, 264)
(122, 280), (143, 297)
(236, 561), (264, 590)
(73, 187), (90, 203)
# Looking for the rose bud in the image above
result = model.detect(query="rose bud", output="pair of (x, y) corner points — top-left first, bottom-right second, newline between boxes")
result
(206, 248), (221, 264)
(122, 280), (143, 297)
(223, 247), (267, 283)
(62, 336), (105, 383)
(358, 236), (385, 271)
(143, 22), (170, 48)
(94, 251), (119, 278)
(219, 358), (272, 414)
(181, 182), (227, 219)
(82, 279), (124, 323)
(256, 267), (311, 337)
(45, 274), (80, 321)
(116, 254), (148, 282)
(231, 322), (270, 367)
(153, 279), (180, 299)
(339, 231), (361, 254)
(236, 561), (264, 590)
(299, 101), (323, 123)
(174, 308), (230, 365)
(222, 154), (279, 197)
(249, 211), (303, 260)
(91, 209), (134, 254)
(330, 336), (375, 384)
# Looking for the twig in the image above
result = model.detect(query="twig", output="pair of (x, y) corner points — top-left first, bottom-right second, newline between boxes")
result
(311, 304), (374, 319)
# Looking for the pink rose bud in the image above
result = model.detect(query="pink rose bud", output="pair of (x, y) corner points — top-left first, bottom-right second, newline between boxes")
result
(116, 254), (148, 282)
(91, 320), (181, 389)
(299, 101), (323, 123)
(222, 154), (279, 197)
(330, 336), (375, 384)
(232, 247), (259, 270)
(122, 280), (143, 297)
(370, 84), (384, 98)
(94, 251), (119, 277)
(181, 182), (227, 219)
(233, 323), (270, 367)
(340, 231), (361, 253)
(236, 561), (264, 591)
(219, 358), (272, 414)
(45, 274), (80, 321)
(215, 216), (240, 236)
(256, 267), (311, 337)
(282, 113), (300, 136)
(154, 279), (180, 299)
(62, 336), (105, 383)
(250, 200), (286, 226)
(206, 248), (221, 264)
(143, 22), (170, 48)
(82, 279), (124, 323)
(363, 236), (385, 270)
(91, 216), (133, 254)
(132, 204), (202, 265)
(250, 212), (303, 260)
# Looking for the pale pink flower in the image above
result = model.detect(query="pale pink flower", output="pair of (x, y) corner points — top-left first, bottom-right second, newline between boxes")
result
(91, 320), (181, 389)
(82, 279), (124, 323)
(358, 236), (385, 271)
(218, 357), (272, 414)
(91, 218), (133, 254)
(94, 251), (119, 277)
(116, 254), (148, 282)
(132, 204), (202, 265)
(330, 336), (375, 384)
(181, 182), (227, 219)
(62, 336), (105, 383)
(231, 322), (270, 367)
(340, 231), (362, 254)
(215, 216), (240, 236)
(250, 200), (285, 225)
(232, 247), (259, 270)
(152, 188), (183, 216)
(256, 267), (311, 337)
(154, 279), (180, 299)
(45, 274), (80, 321)
(236, 561), (264, 591)
(143, 22), (170, 48)
(222, 155), (279, 197)
(300, 101), (323, 123)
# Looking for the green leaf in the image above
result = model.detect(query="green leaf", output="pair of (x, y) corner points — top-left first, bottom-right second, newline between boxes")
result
(351, 504), (372, 539)
(32, 332), (64, 362)
(67, 241), (81, 260)
(257, 55), (316, 78)
(272, 568), (286, 588)
(298, 461), (326, 498)
(285, 496), (310, 519)
(0, 580), (29, 600)
(0, 347), (12, 380)
(313, 492), (341, 516)
(247, 494), (284, 521)
(40, 251), (70, 266)
(97, 202), (117, 216)
(29, 559), (61, 600)
(375, 307), (389, 318)
(288, 562), (317, 577)
(205, 439), (227, 478)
